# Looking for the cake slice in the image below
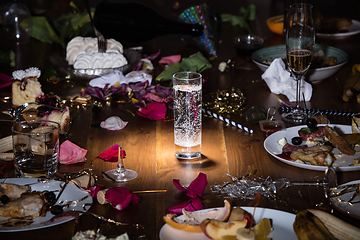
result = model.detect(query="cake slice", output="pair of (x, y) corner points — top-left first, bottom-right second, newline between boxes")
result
(12, 67), (43, 107)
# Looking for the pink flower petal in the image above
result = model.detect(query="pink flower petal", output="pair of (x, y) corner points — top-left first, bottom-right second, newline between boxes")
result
(98, 144), (126, 162)
(136, 102), (167, 120)
(167, 199), (203, 214)
(59, 140), (87, 165)
(187, 172), (208, 198)
(144, 92), (164, 102)
(159, 55), (181, 65)
(105, 187), (140, 211)
(100, 116), (128, 130)
(173, 173), (208, 198)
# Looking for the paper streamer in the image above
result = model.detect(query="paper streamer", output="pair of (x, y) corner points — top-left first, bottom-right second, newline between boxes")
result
(203, 109), (253, 134)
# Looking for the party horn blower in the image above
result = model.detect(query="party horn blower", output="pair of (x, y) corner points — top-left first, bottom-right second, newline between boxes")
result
(203, 109), (253, 134)
(178, 5), (217, 57)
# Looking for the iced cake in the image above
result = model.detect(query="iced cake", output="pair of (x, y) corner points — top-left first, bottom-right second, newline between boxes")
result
(11, 67), (71, 134)
(12, 67), (43, 107)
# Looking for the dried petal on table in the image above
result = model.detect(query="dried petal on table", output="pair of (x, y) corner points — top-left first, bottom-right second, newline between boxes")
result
(105, 187), (140, 211)
(100, 116), (128, 130)
(159, 55), (181, 65)
(173, 172), (208, 198)
(85, 185), (103, 198)
(136, 102), (167, 120)
(98, 144), (126, 162)
(59, 140), (87, 165)
(167, 199), (203, 214)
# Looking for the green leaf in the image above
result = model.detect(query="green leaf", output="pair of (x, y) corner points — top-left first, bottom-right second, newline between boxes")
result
(248, 4), (256, 21)
(30, 16), (61, 45)
(156, 52), (212, 82)
(300, 127), (318, 134)
(182, 52), (212, 73)
(155, 62), (183, 81)
(221, 4), (256, 34)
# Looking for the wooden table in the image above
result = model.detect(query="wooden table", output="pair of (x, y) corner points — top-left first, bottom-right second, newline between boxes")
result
(1, 0), (360, 239)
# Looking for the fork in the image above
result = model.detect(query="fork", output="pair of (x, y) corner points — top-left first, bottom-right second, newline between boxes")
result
(85, 0), (107, 52)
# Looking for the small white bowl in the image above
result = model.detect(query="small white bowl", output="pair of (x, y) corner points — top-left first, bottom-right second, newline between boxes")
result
(251, 44), (348, 83)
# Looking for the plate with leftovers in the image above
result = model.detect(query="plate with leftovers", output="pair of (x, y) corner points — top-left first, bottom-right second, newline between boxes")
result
(251, 44), (348, 83)
(316, 20), (360, 39)
(159, 207), (296, 240)
(264, 124), (360, 172)
(0, 178), (92, 232)
(329, 180), (360, 219)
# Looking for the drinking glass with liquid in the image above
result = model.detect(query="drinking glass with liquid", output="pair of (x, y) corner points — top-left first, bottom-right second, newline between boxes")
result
(12, 120), (60, 178)
(173, 72), (202, 159)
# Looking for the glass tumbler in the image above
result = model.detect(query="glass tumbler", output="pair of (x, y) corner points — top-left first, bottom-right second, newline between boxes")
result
(12, 120), (60, 178)
(173, 72), (202, 159)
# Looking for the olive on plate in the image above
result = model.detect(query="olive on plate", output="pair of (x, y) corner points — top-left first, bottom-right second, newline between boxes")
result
(291, 136), (303, 145)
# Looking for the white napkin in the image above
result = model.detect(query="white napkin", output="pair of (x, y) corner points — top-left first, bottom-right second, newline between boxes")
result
(89, 70), (152, 88)
(261, 58), (312, 102)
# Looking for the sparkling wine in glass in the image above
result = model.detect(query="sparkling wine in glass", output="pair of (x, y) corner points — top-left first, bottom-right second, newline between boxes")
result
(281, 3), (315, 123)
(104, 146), (137, 182)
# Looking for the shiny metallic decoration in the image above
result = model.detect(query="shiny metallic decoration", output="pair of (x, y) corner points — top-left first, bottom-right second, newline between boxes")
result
(178, 4), (217, 57)
(203, 88), (246, 118)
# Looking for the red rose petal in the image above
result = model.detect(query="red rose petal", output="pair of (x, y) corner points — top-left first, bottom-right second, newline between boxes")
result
(136, 102), (167, 120)
(167, 199), (203, 214)
(105, 187), (139, 211)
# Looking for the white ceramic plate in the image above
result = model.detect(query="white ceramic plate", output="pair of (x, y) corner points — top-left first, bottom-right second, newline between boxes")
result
(159, 207), (296, 240)
(0, 178), (92, 232)
(329, 180), (360, 219)
(264, 124), (360, 172)
(251, 44), (348, 83)
(316, 20), (360, 39)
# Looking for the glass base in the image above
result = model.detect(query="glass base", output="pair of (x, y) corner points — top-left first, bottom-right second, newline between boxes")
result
(104, 169), (138, 182)
(175, 151), (201, 159)
(281, 110), (306, 123)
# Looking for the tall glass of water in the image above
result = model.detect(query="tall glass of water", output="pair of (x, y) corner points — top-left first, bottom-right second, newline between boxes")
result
(173, 72), (202, 159)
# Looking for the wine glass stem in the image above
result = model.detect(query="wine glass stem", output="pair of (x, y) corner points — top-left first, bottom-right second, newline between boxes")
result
(116, 147), (126, 174)
(295, 75), (302, 110)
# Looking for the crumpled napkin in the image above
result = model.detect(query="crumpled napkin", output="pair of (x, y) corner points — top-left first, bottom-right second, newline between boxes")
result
(98, 144), (126, 162)
(59, 140), (87, 164)
(100, 116), (128, 130)
(261, 58), (312, 102)
(173, 172), (208, 198)
(89, 70), (152, 88)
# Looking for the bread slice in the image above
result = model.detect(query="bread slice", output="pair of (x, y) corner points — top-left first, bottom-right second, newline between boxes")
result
(325, 125), (355, 156)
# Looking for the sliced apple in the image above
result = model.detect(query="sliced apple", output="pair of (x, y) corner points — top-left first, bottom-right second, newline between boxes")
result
(182, 199), (231, 225)
(228, 207), (246, 221)
(163, 214), (202, 232)
(163, 200), (232, 233)
(201, 219), (248, 239)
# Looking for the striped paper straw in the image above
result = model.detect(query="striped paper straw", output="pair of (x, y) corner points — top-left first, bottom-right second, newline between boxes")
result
(279, 107), (356, 117)
(203, 109), (253, 134)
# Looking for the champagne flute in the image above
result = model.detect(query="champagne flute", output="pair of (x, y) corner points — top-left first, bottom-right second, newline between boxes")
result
(281, 3), (315, 123)
(104, 146), (138, 182)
